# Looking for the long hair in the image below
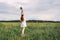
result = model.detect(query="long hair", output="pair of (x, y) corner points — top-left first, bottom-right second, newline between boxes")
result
(21, 14), (24, 21)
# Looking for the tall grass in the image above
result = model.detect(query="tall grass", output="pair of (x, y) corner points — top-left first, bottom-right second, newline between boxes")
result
(0, 22), (60, 40)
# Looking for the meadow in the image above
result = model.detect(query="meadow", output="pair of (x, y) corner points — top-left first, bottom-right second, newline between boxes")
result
(0, 22), (60, 40)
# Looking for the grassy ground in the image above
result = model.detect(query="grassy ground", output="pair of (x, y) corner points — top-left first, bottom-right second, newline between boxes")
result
(0, 22), (60, 40)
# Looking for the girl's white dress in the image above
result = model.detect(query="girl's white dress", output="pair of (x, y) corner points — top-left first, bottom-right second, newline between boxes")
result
(21, 19), (27, 27)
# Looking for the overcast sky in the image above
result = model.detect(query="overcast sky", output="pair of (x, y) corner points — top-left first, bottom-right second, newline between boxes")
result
(0, 0), (60, 21)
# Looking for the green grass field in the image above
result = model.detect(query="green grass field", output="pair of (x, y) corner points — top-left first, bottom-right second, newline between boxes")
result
(0, 22), (60, 40)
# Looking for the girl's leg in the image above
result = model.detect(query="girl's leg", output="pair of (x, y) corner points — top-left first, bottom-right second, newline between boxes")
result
(21, 27), (25, 35)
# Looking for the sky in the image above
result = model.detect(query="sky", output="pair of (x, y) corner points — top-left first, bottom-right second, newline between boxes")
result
(0, 0), (60, 21)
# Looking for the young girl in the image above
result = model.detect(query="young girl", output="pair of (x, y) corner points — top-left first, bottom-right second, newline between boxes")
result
(20, 7), (27, 35)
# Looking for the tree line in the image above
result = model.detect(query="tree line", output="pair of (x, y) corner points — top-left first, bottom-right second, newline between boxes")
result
(0, 20), (60, 23)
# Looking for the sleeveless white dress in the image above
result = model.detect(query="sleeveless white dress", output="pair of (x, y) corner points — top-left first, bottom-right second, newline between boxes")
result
(21, 19), (27, 27)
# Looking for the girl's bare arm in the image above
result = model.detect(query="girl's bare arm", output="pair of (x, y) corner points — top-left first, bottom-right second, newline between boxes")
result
(20, 7), (24, 21)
